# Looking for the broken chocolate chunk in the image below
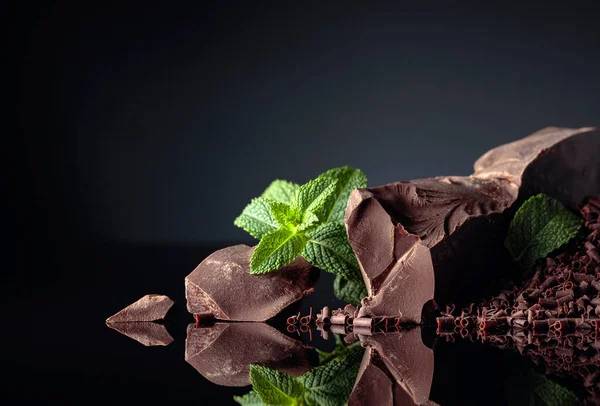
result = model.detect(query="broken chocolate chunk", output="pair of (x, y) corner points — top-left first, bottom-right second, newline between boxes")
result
(185, 322), (311, 386)
(346, 127), (599, 310)
(348, 327), (434, 406)
(106, 322), (174, 347)
(106, 294), (174, 323)
(185, 244), (318, 321)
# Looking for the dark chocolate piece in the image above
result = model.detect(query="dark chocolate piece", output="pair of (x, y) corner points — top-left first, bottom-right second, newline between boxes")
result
(106, 294), (174, 323)
(106, 321), (174, 347)
(345, 198), (434, 323)
(185, 244), (318, 321)
(346, 127), (599, 309)
(349, 327), (434, 405)
(184, 322), (311, 386)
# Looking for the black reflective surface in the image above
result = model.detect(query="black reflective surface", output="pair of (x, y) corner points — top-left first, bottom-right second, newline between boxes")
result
(6, 244), (598, 404)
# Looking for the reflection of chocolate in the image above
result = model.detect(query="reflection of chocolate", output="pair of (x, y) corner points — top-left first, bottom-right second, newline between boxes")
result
(349, 328), (434, 405)
(106, 294), (174, 323)
(346, 127), (600, 310)
(106, 322), (174, 347)
(184, 322), (312, 386)
(185, 245), (318, 321)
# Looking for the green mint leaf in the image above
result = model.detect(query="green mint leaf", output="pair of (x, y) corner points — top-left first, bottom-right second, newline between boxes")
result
(320, 166), (367, 223)
(262, 180), (300, 204)
(291, 176), (338, 222)
(250, 365), (305, 406)
(299, 211), (320, 231)
(333, 274), (367, 307)
(234, 391), (266, 406)
(250, 227), (307, 274)
(267, 200), (301, 226)
(235, 197), (281, 239)
(302, 222), (362, 283)
(505, 194), (583, 267)
(299, 346), (363, 406)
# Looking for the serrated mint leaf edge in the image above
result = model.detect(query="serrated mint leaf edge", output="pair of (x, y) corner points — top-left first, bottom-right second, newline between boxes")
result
(505, 194), (583, 267)
(262, 180), (300, 204)
(234, 197), (281, 239)
(322, 167), (368, 224)
(250, 228), (307, 274)
(249, 365), (305, 405)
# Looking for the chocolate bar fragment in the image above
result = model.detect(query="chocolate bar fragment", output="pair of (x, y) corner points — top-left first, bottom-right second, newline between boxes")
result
(106, 322), (174, 347)
(346, 127), (599, 311)
(348, 327), (434, 405)
(106, 294), (174, 323)
(185, 245), (318, 321)
(185, 322), (311, 386)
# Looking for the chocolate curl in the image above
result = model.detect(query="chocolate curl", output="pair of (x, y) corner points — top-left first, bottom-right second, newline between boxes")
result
(394, 317), (402, 327)
(353, 317), (373, 330)
(591, 297), (600, 306)
(329, 324), (346, 335)
(511, 318), (530, 329)
(556, 289), (575, 299)
(344, 304), (356, 316)
(300, 308), (313, 325)
(330, 314), (349, 325)
(574, 273), (596, 283)
(322, 306), (331, 324)
(317, 324), (330, 341)
(287, 314), (299, 325)
(539, 276), (557, 291)
(344, 333), (357, 344)
(351, 325), (373, 336)
(539, 298), (559, 308)
(591, 280), (600, 292)
(557, 293), (575, 305)
(437, 316), (455, 331)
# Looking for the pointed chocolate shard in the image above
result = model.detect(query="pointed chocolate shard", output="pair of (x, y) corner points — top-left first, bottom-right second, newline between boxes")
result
(346, 127), (600, 309)
(106, 294), (174, 323)
(106, 321), (174, 346)
(185, 244), (319, 321)
(349, 328), (434, 406)
(185, 322), (311, 386)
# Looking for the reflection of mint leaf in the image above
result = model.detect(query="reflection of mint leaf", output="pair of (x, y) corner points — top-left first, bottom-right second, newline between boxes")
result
(320, 167), (367, 223)
(303, 223), (363, 283)
(250, 365), (305, 406)
(262, 180), (300, 204)
(267, 200), (301, 226)
(234, 391), (265, 406)
(533, 373), (579, 406)
(291, 176), (338, 222)
(299, 346), (363, 406)
(505, 194), (583, 267)
(505, 366), (579, 406)
(250, 227), (307, 274)
(316, 337), (361, 364)
(333, 274), (367, 306)
(235, 197), (280, 239)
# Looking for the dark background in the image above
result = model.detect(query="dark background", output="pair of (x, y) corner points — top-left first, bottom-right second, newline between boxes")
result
(8, 3), (600, 404)
(16, 2), (599, 248)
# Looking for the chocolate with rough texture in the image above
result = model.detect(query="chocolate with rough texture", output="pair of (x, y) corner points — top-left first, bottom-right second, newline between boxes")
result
(106, 294), (174, 323)
(106, 322), (174, 347)
(346, 126), (599, 309)
(349, 327), (434, 405)
(185, 244), (318, 321)
(185, 322), (311, 386)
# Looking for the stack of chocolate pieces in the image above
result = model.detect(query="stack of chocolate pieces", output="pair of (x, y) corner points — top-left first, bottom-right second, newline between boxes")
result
(345, 127), (599, 320)
(437, 196), (600, 340)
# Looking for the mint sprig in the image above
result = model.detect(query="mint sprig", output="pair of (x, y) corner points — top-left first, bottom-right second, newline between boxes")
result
(235, 167), (367, 283)
(236, 345), (363, 406)
(505, 194), (583, 268)
(333, 274), (368, 307)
